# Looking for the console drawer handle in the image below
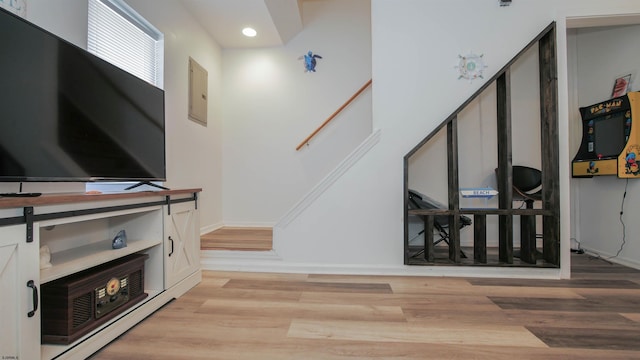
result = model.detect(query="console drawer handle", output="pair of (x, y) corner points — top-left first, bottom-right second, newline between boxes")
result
(27, 280), (38, 317)
(168, 236), (174, 257)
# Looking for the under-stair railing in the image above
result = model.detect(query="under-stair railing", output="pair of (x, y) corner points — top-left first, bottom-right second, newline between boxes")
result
(404, 22), (560, 268)
(296, 79), (372, 151)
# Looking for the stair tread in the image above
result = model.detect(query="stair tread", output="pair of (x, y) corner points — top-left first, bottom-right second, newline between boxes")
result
(201, 227), (272, 251)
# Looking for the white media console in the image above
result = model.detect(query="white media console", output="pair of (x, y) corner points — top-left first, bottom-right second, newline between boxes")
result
(0, 188), (202, 360)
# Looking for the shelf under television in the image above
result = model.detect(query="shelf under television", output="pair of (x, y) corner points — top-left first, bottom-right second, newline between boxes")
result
(40, 238), (161, 284)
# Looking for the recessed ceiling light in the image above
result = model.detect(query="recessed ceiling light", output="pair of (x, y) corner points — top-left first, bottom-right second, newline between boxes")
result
(242, 27), (257, 37)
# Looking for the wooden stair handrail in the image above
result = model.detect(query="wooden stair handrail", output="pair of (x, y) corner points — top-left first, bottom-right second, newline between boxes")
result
(296, 79), (372, 151)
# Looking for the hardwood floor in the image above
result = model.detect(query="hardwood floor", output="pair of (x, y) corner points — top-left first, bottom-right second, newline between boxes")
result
(200, 227), (272, 251)
(89, 253), (640, 359)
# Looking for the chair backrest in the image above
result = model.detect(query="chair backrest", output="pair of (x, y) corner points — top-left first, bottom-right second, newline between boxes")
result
(512, 165), (542, 194)
(408, 190), (446, 210)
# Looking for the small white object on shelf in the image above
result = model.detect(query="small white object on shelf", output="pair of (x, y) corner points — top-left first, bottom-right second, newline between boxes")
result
(112, 229), (127, 249)
(40, 245), (52, 269)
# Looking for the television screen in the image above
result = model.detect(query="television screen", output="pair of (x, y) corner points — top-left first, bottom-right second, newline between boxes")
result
(594, 113), (626, 158)
(0, 8), (165, 182)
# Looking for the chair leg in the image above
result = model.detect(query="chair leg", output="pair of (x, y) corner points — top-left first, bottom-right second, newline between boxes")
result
(520, 214), (537, 264)
(426, 222), (468, 259)
(436, 236), (467, 259)
(519, 199), (540, 263)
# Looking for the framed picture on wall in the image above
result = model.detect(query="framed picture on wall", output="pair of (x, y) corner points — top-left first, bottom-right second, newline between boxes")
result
(612, 74), (632, 98)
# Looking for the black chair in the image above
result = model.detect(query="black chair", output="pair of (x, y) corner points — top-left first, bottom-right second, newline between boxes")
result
(408, 189), (472, 258)
(496, 165), (543, 262)
(512, 165), (542, 209)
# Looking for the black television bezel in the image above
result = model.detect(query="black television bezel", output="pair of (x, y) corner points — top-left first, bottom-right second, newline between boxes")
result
(0, 7), (166, 183)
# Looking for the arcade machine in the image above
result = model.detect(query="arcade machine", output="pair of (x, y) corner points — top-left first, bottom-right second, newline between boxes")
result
(572, 92), (640, 178)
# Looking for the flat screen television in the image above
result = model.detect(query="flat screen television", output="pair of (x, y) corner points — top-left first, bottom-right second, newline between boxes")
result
(0, 7), (166, 183)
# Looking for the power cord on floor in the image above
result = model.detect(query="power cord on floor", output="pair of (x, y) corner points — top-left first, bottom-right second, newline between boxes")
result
(570, 238), (584, 254)
(586, 249), (614, 264)
(570, 237), (584, 254)
(584, 178), (629, 264)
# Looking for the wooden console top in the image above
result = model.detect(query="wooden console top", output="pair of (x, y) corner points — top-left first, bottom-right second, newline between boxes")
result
(0, 188), (202, 209)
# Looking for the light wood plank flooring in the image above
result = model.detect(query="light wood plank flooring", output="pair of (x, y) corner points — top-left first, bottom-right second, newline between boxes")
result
(90, 253), (640, 359)
(201, 227), (272, 251)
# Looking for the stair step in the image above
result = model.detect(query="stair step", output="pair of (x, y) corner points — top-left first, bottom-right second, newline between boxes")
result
(201, 227), (272, 251)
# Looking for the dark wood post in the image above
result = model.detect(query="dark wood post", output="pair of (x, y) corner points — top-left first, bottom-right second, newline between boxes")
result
(447, 117), (461, 263)
(473, 214), (487, 263)
(424, 215), (435, 262)
(497, 70), (514, 264)
(539, 23), (560, 266)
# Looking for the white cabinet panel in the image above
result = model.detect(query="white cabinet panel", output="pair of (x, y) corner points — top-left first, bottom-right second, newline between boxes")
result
(165, 201), (200, 289)
(0, 224), (39, 360)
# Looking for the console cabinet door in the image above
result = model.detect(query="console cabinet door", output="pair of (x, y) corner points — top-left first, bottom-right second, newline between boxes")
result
(0, 224), (39, 360)
(164, 201), (200, 289)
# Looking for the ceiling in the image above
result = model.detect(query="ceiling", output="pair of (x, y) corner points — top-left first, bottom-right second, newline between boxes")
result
(180, 0), (304, 48)
(179, 1), (640, 48)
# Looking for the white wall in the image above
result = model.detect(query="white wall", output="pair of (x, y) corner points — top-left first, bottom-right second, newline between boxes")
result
(272, 0), (562, 275)
(18, 0), (224, 230)
(264, 0), (640, 279)
(26, 0), (87, 48)
(570, 24), (640, 267)
(126, 0), (224, 232)
(220, 0), (372, 226)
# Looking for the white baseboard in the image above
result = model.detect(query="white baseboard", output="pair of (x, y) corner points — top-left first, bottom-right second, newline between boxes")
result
(200, 250), (562, 279)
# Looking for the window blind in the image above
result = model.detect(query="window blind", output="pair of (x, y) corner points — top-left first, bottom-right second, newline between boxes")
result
(87, 0), (163, 87)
